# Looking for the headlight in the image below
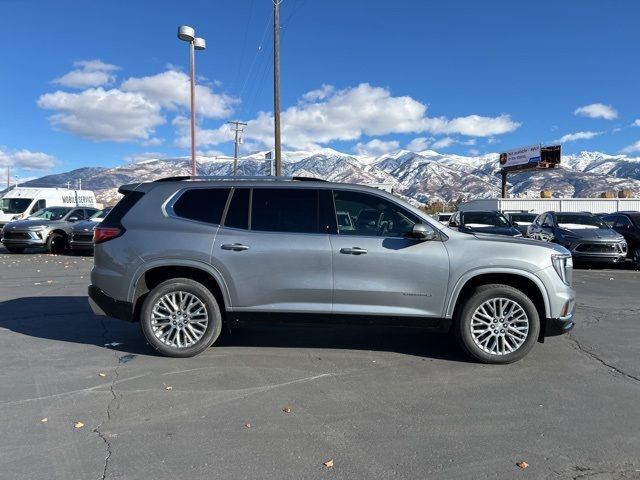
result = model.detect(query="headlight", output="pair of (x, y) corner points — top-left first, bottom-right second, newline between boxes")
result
(552, 254), (572, 286)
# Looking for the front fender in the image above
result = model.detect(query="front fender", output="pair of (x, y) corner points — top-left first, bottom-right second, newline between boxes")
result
(445, 267), (551, 318)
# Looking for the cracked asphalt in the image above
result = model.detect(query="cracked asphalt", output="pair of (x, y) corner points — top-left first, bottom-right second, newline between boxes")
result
(0, 247), (638, 480)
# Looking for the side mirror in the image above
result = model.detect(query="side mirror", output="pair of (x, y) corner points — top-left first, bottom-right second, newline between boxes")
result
(411, 223), (436, 240)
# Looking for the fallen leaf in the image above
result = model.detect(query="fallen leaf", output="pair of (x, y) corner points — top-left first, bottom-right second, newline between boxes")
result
(165, 385), (173, 391)
(282, 407), (291, 414)
(516, 461), (529, 470)
(323, 459), (334, 468)
(98, 373), (106, 377)
(74, 421), (84, 429)
(41, 418), (48, 423)
(244, 423), (251, 428)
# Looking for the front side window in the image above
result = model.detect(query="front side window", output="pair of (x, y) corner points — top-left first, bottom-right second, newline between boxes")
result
(251, 188), (319, 234)
(602, 215), (617, 228)
(615, 216), (631, 228)
(172, 188), (231, 225)
(333, 190), (419, 237)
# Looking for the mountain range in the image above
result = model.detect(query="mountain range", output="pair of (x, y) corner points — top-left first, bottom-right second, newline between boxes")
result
(13, 149), (640, 206)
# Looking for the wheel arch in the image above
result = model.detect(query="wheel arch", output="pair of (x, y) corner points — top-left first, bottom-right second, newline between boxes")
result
(129, 261), (231, 323)
(447, 269), (550, 339)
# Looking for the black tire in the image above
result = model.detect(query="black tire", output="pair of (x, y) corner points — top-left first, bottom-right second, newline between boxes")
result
(46, 233), (68, 254)
(140, 278), (222, 358)
(632, 250), (640, 269)
(454, 284), (540, 364)
(5, 246), (25, 254)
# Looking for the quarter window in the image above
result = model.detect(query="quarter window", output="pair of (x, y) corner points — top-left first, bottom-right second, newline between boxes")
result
(333, 190), (419, 237)
(251, 188), (319, 233)
(173, 188), (231, 225)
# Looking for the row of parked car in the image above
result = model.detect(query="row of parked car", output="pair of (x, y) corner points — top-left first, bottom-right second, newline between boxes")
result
(434, 209), (639, 266)
(0, 206), (111, 254)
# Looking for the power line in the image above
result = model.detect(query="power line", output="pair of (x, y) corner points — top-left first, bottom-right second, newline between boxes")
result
(228, 120), (248, 175)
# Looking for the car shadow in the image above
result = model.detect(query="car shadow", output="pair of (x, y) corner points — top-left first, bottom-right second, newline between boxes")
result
(0, 296), (471, 362)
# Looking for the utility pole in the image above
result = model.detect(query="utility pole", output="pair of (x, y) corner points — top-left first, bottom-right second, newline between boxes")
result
(228, 121), (248, 175)
(6, 166), (9, 191)
(273, 0), (282, 175)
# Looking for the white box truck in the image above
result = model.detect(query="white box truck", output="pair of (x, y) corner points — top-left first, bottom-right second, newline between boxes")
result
(0, 187), (97, 228)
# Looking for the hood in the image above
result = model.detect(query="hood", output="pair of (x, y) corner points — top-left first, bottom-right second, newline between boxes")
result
(472, 232), (571, 255)
(3, 219), (66, 230)
(558, 227), (622, 240)
(72, 220), (99, 232)
(463, 225), (521, 237)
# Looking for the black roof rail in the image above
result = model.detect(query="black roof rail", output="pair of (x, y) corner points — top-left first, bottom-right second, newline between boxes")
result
(153, 175), (327, 183)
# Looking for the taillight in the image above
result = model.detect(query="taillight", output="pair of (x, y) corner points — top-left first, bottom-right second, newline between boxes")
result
(94, 226), (123, 244)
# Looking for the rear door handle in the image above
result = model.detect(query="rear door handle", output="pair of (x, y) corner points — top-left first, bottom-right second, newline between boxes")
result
(340, 247), (368, 255)
(221, 243), (249, 251)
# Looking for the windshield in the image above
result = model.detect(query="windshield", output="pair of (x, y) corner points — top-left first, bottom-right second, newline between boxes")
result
(556, 214), (606, 229)
(462, 212), (511, 228)
(29, 207), (72, 221)
(0, 198), (32, 214)
(91, 207), (112, 219)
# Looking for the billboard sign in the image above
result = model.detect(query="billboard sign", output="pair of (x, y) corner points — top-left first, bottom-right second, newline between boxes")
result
(499, 144), (541, 170)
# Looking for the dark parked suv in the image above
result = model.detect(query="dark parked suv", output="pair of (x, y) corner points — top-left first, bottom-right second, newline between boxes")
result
(89, 177), (575, 364)
(527, 211), (627, 264)
(602, 212), (640, 266)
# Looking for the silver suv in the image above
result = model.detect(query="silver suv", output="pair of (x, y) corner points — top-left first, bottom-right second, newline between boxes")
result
(89, 177), (575, 364)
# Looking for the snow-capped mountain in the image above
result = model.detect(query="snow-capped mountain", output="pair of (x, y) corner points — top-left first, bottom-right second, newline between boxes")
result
(16, 149), (640, 205)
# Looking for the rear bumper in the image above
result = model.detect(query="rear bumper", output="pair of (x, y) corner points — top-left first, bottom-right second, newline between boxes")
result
(88, 285), (134, 322)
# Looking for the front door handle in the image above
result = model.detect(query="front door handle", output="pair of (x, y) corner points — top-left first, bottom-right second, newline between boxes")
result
(340, 247), (368, 255)
(221, 243), (249, 251)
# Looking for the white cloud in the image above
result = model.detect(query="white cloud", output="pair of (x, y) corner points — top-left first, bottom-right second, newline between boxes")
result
(632, 119), (640, 127)
(0, 148), (56, 170)
(53, 60), (119, 88)
(173, 116), (234, 148)
(574, 103), (618, 120)
(194, 83), (521, 150)
(621, 141), (640, 154)
(406, 137), (431, 151)
(555, 131), (602, 143)
(38, 88), (165, 142)
(468, 149), (480, 156)
(432, 137), (454, 149)
(121, 70), (238, 118)
(354, 138), (399, 156)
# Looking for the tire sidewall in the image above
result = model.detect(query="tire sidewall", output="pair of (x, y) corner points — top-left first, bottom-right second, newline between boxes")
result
(456, 285), (540, 364)
(140, 278), (222, 358)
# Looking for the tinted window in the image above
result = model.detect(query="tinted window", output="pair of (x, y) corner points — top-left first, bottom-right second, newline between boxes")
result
(251, 188), (319, 233)
(542, 214), (554, 227)
(173, 188), (230, 225)
(616, 216), (631, 228)
(333, 190), (419, 237)
(462, 211), (510, 227)
(102, 191), (145, 228)
(224, 188), (250, 230)
(602, 215), (617, 228)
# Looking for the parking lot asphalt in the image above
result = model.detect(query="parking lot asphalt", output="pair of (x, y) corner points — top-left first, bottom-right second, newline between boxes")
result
(0, 246), (638, 480)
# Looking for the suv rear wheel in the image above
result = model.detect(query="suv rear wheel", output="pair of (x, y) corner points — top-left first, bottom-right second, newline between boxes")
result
(455, 284), (540, 364)
(140, 278), (222, 358)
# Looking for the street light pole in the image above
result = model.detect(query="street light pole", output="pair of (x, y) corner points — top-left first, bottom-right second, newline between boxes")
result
(177, 25), (206, 177)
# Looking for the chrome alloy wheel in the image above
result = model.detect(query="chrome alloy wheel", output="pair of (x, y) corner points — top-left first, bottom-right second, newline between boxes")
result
(151, 291), (209, 348)
(470, 297), (529, 356)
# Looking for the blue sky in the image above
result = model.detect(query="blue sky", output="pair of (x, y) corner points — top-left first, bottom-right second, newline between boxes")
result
(1, 0), (639, 183)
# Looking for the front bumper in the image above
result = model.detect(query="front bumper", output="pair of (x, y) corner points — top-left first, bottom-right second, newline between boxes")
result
(88, 285), (134, 322)
(563, 240), (627, 263)
(1, 237), (47, 248)
(545, 313), (575, 337)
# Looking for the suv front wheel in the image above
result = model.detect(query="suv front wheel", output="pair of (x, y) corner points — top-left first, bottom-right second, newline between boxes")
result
(140, 278), (222, 358)
(455, 284), (540, 364)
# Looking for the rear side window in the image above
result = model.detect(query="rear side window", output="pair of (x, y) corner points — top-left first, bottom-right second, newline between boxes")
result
(173, 188), (231, 225)
(223, 188), (250, 230)
(251, 188), (319, 233)
(102, 191), (145, 228)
